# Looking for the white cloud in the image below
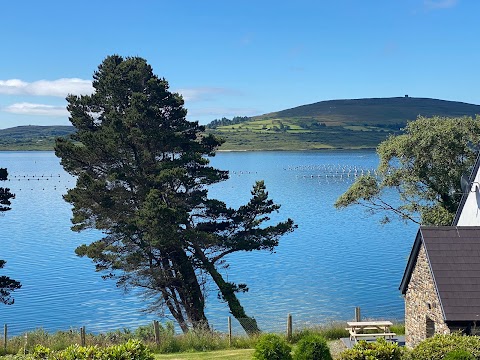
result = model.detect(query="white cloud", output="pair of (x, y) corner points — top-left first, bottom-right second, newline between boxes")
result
(424, 0), (458, 9)
(176, 87), (241, 102)
(3, 102), (68, 117)
(0, 78), (93, 97)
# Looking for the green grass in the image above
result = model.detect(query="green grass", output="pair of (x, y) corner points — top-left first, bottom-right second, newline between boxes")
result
(154, 349), (253, 359)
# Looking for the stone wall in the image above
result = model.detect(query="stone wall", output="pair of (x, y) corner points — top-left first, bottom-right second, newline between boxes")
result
(404, 244), (450, 348)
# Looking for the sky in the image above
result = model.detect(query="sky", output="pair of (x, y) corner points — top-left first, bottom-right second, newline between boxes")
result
(0, 0), (478, 129)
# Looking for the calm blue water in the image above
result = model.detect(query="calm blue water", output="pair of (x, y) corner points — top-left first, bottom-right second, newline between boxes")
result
(0, 151), (416, 335)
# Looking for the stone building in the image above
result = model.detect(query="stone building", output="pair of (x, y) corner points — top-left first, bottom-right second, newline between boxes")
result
(400, 226), (480, 348)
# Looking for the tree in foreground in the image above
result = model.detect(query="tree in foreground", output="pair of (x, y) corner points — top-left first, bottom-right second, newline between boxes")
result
(0, 168), (21, 305)
(335, 115), (480, 225)
(55, 55), (295, 333)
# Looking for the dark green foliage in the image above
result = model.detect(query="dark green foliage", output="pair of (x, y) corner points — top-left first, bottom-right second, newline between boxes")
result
(55, 55), (295, 334)
(335, 115), (480, 225)
(340, 338), (403, 360)
(293, 334), (332, 360)
(253, 334), (292, 360)
(31, 339), (153, 360)
(0, 167), (21, 305)
(409, 334), (480, 360)
(207, 116), (250, 129)
(444, 349), (476, 360)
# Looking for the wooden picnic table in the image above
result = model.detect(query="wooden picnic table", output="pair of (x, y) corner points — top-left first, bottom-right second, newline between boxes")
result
(346, 321), (396, 342)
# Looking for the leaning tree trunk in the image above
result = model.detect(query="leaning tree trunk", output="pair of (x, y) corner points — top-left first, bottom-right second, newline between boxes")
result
(159, 247), (210, 332)
(193, 246), (260, 335)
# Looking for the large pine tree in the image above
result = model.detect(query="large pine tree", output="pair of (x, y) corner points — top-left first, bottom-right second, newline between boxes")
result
(55, 55), (295, 333)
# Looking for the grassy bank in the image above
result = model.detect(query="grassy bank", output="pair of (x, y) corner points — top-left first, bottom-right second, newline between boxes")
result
(0, 322), (404, 359)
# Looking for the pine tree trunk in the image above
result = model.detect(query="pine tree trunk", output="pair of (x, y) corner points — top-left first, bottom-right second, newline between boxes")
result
(193, 246), (260, 335)
(161, 247), (210, 332)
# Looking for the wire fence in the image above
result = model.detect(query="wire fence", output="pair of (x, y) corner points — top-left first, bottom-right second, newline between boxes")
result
(1, 306), (404, 336)
(205, 306), (404, 336)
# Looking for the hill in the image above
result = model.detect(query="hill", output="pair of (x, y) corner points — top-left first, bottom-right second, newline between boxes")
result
(206, 97), (480, 150)
(0, 125), (75, 150)
(1, 97), (479, 151)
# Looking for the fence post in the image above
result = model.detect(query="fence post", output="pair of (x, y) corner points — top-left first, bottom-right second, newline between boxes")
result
(3, 324), (7, 352)
(227, 317), (232, 347)
(24, 333), (28, 355)
(355, 307), (361, 322)
(286, 314), (292, 341)
(80, 326), (86, 346)
(153, 320), (160, 346)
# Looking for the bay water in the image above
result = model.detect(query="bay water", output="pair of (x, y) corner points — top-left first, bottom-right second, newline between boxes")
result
(0, 151), (416, 335)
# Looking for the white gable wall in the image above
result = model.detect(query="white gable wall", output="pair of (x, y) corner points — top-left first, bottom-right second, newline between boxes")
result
(456, 168), (480, 225)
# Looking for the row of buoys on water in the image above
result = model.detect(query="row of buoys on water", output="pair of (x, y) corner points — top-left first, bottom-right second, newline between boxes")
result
(231, 171), (258, 175)
(295, 169), (377, 178)
(285, 164), (376, 174)
(8, 174), (62, 178)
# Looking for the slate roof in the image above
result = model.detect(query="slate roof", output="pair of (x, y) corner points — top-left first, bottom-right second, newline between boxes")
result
(400, 226), (480, 322)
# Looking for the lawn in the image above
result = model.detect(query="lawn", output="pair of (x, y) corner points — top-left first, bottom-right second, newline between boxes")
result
(154, 349), (253, 359)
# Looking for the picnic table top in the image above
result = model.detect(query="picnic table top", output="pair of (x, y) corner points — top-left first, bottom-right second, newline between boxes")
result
(346, 320), (393, 327)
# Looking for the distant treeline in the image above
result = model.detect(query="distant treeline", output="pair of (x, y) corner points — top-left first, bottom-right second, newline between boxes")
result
(206, 116), (250, 129)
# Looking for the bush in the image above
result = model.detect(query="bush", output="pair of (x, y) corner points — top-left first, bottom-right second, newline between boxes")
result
(101, 339), (153, 360)
(253, 333), (292, 360)
(293, 334), (332, 360)
(410, 334), (480, 360)
(444, 349), (475, 360)
(30, 339), (153, 360)
(340, 338), (402, 360)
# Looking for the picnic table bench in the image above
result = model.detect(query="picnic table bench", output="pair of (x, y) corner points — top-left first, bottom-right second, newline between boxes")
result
(346, 321), (396, 343)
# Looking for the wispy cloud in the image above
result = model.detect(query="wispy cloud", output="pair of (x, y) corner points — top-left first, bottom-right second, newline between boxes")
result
(424, 0), (458, 10)
(176, 87), (242, 102)
(3, 102), (68, 117)
(0, 78), (93, 97)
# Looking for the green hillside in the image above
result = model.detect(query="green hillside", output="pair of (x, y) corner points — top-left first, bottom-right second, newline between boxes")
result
(207, 97), (480, 150)
(0, 125), (75, 150)
(1, 97), (479, 151)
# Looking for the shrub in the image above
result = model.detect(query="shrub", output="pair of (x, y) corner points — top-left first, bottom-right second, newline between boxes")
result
(31, 344), (51, 359)
(55, 344), (100, 359)
(340, 338), (402, 360)
(410, 334), (480, 360)
(253, 333), (292, 360)
(29, 339), (153, 360)
(444, 349), (475, 360)
(293, 334), (332, 360)
(101, 339), (153, 360)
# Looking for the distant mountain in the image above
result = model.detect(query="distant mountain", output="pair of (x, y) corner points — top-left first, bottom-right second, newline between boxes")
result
(206, 97), (480, 150)
(0, 125), (75, 150)
(260, 96), (480, 124)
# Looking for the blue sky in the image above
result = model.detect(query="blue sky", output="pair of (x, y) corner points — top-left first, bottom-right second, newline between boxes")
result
(0, 0), (478, 129)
